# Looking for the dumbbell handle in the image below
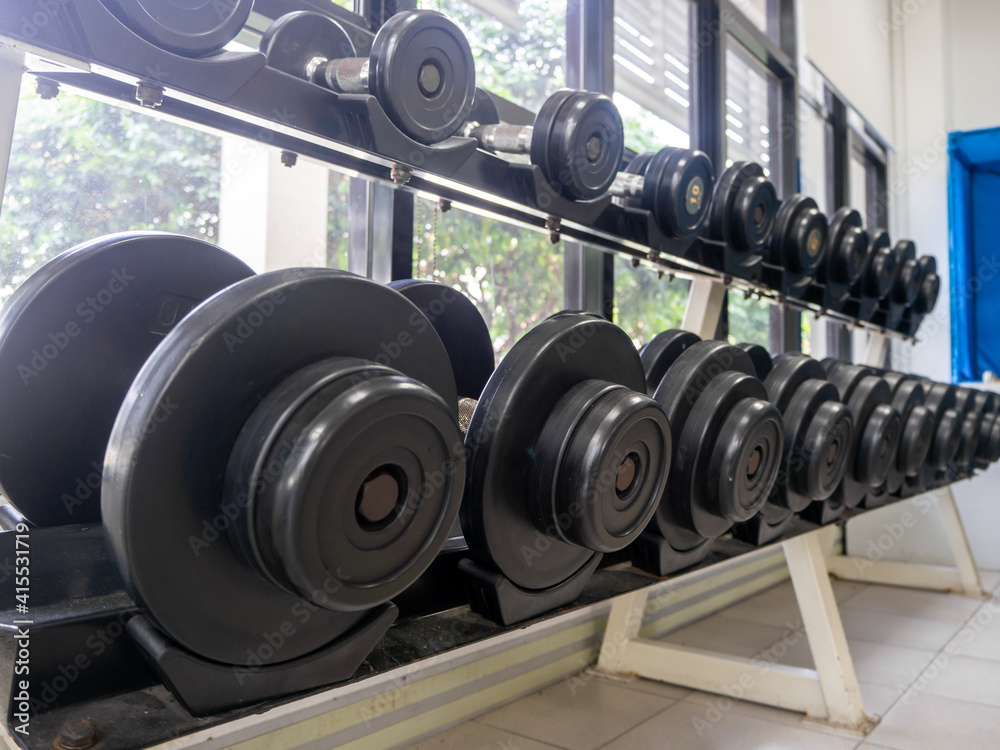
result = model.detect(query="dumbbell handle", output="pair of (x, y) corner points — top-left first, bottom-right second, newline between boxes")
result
(463, 122), (532, 154)
(608, 172), (645, 201)
(306, 56), (369, 93)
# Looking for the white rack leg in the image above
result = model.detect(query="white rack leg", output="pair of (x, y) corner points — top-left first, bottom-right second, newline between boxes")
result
(824, 487), (985, 597)
(858, 331), (889, 368)
(681, 277), (727, 340)
(596, 528), (872, 731)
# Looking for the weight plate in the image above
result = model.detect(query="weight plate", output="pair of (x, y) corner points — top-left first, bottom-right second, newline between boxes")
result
(370, 10), (476, 144)
(782, 381), (853, 504)
(737, 342), (773, 381)
(956, 413), (983, 473)
(825, 208), (868, 286)
(260, 12), (357, 80)
(863, 230), (896, 299)
(461, 314), (653, 590)
(531, 90), (625, 200)
(466, 87), (502, 127)
(769, 195), (827, 275)
(103, 269), (461, 665)
(389, 279), (494, 400)
(914, 256), (940, 313)
(855, 401), (902, 487)
(639, 329), (701, 395)
(893, 381), (934, 475)
(930, 408), (963, 470)
(624, 152), (655, 178)
(708, 162), (777, 253)
(765, 353), (828, 413)
(101, 0), (253, 56)
(973, 390), (999, 418)
(641, 147), (715, 238)
(825, 361), (872, 405)
(0, 232), (253, 526)
(891, 241), (920, 305)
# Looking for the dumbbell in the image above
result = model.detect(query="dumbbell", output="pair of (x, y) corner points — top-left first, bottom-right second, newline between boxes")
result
(98, 0), (254, 57)
(454, 312), (671, 625)
(814, 207), (867, 309)
(972, 390), (1000, 470)
(898, 256), (940, 336)
(900, 380), (963, 494)
(608, 147), (715, 237)
(878, 371), (935, 499)
(849, 228), (897, 321)
(261, 10), (475, 144)
(631, 332), (783, 574)
(760, 195), (828, 299)
(873, 241), (922, 329)
(803, 361), (901, 522)
(951, 387), (985, 480)
(706, 162), (779, 279)
(733, 352), (854, 545)
(0, 233), (467, 713)
(462, 88), (625, 200)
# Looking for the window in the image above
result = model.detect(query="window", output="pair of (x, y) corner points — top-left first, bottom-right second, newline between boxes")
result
(798, 98), (830, 213)
(613, 0), (693, 153)
(614, 258), (691, 348)
(728, 0), (778, 40)
(724, 41), (780, 178)
(727, 291), (771, 347)
(412, 198), (563, 362)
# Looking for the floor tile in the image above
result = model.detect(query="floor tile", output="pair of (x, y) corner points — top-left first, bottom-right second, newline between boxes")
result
(979, 569), (1000, 593)
(600, 697), (859, 750)
(858, 681), (906, 718)
(680, 691), (865, 740)
(948, 603), (1000, 661)
(839, 606), (961, 651)
(916, 654), (1000, 707)
(661, 612), (791, 658)
(831, 579), (870, 604)
(867, 690), (1000, 750)
(594, 673), (691, 702)
(476, 676), (671, 750)
(842, 586), (984, 624)
(405, 721), (562, 750)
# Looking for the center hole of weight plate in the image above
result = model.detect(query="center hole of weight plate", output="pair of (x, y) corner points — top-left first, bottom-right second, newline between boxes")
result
(746, 447), (762, 479)
(879, 437), (889, 458)
(356, 464), (407, 531)
(753, 204), (765, 226)
(418, 61), (443, 97)
(827, 442), (838, 466)
(807, 229), (823, 257)
(585, 135), (603, 163)
(615, 453), (640, 497)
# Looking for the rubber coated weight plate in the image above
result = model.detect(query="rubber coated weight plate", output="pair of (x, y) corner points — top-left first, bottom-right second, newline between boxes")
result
(640, 148), (715, 238)
(103, 270), (461, 665)
(0, 232), (253, 526)
(101, 0), (253, 56)
(851, 377), (902, 486)
(624, 152), (655, 178)
(765, 353), (828, 413)
(892, 241), (921, 305)
(825, 208), (868, 285)
(973, 390), (999, 417)
(708, 162), (777, 253)
(369, 10), (476, 144)
(931, 408), (963, 470)
(531, 90), (625, 200)
(466, 87), (501, 127)
(863, 230), (896, 299)
(893, 381), (934, 475)
(782, 380), (853, 503)
(389, 279), (494, 400)
(461, 314), (659, 590)
(639, 329), (701, 395)
(260, 12), (357, 80)
(737, 343), (773, 381)
(915, 257), (940, 313)
(769, 195), (827, 275)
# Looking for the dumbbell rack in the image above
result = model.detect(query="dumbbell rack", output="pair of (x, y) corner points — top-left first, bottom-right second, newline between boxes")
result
(595, 292), (985, 734)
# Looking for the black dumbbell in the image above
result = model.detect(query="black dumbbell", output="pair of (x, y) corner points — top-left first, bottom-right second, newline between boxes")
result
(804, 361), (902, 522)
(760, 195), (828, 298)
(972, 390), (1000, 470)
(898, 256), (940, 336)
(462, 89), (625, 200)
(951, 387), (985, 480)
(849, 228), (897, 321)
(873, 372), (935, 502)
(815, 207), (867, 309)
(902, 380), (963, 494)
(261, 10), (475, 144)
(609, 147), (715, 237)
(706, 162), (778, 278)
(873, 241), (921, 329)
(631, 332), (783, 574)
(733, 352), (854, 545)
(457, 313), (671, 625)
(100, 0), (254, 56)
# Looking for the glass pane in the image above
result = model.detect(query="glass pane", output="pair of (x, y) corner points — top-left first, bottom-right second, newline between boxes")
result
(798, 98), (830, 213)
(613, 0), (693, 153)
(801, 314), (812, 355)
(850, 153), (869, 220)
(420, 0), (566, 113)
(725, 41), (780, 180)
(727, 0), (777, 42)
(412, 198), (563, 362)
(728, 291), (770, 347)
(0, 81), (220, 304)
(327, 171), (350, 271)
(613, 257), (691, 348)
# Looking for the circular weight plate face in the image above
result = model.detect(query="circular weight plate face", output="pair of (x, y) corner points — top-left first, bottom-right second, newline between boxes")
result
(973, 390), (999, 418)
(892, 241), (919, 304)
(795, 396), (853, 503)
(642, 148), (715, 238)
(931, 408), (963, 470)
(917, 272), (940, 313)
(624, 152), (655, 177)
(461, 314), (647, 590)
(953, 387), (977, 414)
(709, 162), (776, 253)
(0, 232), (253, 526)
(957, 413), (983, 471)
(764, 353), (827, 413)
(102, 0), (253, 56)
(389, 280), (494, 400)
(919, 255), (938, 275)
(852, 377), (901, 487)
(466, 87), (501, 127)
(825, 361), (872, 405)
(639, 329), (701, 395)
(825, 208), (867, 285)
(531, 91), (624, 200)
(370, 10), (476, 144)
(260, 12), (357, 80)
(102, 270), (459, 665)
(863, 230), (895, 298)
(770, 195), (826, 275)
(737, 343), (773, 381)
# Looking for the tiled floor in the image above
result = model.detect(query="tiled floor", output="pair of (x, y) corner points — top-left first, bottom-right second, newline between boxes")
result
(407, 570), (1000, 750)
